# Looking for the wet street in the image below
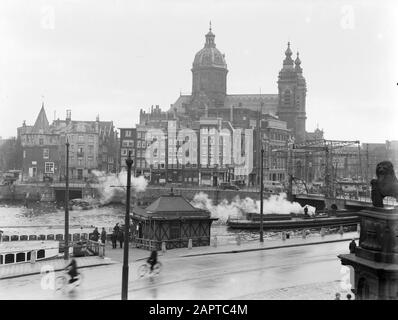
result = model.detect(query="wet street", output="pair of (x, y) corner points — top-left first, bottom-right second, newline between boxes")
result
(0, 241), (349, 300)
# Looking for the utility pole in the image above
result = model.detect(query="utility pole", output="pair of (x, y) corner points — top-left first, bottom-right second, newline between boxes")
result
(260, 147), (264, 243)
(287, 141), (294, 202)
(64, 138), (70, 260)
(121, 151), (133, 300)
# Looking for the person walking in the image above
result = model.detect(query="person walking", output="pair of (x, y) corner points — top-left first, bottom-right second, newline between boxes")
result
(100, 228), (107, 244)
(114, 223), (120, 234)
(111, 231), (117, 249)
(118, 229), (124, 249)
(334, 293), (341, 300)
(92, 227), (100, 242)
(346, 294), (352, 300)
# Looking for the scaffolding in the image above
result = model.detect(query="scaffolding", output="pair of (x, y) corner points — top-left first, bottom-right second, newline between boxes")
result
(272, 139), (361, 199)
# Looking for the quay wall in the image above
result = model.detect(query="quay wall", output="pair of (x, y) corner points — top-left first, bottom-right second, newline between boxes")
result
(0, 184), (264, 205)
(1, 184), (350, 209)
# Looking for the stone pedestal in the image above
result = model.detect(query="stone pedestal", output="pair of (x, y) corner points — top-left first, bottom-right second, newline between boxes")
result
(339, 206), (398, 300)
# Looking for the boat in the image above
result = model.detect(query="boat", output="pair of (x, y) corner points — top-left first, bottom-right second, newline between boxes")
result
(0, 241), (60, 266)
(226, 210), (360, 230)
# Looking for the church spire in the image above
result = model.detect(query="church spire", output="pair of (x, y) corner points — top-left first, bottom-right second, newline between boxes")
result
(283, 41), (294, 67)
(295, 51), (302, 73)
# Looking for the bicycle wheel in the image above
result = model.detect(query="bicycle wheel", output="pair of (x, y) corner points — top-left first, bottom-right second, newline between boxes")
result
(152, 262), (162, 275)
(55, 275), (67, 291)
(138, 264), (149, 278)
(74, 273), (84, 287)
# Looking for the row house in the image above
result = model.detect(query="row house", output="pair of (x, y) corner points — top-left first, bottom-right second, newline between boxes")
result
(18, 106), (119, 182)
(18, 105), (60, 182)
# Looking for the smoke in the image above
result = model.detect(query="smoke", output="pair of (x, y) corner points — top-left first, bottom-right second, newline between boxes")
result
(191, 192), (312, 223)
(91, 170), (148, 205)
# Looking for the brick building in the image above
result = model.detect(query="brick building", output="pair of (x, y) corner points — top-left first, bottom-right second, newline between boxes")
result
(18, 106), (118, 182)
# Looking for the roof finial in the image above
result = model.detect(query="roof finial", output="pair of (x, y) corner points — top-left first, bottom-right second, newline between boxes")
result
(209, 20), (212, 32)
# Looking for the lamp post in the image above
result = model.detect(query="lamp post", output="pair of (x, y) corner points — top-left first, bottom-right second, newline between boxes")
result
(121, 151), (133, 300)
(64, 138), (70, 260)
(260, 147), (264, 243)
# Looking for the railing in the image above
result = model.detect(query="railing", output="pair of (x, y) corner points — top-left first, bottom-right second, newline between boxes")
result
(132, 236), (210, 250)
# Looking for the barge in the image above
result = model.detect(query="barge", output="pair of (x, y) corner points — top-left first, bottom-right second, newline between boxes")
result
(226, 210), (360, 230)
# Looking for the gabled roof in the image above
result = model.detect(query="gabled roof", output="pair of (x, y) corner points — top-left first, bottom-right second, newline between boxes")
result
(32, 105), (50, 133)
(146, 194), (200, 213)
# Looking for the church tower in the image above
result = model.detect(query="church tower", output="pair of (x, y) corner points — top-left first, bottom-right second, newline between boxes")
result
(277, 42), (307, 142)
(191, 23), (228, 114)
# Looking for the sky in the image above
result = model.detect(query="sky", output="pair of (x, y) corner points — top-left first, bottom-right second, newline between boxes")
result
(0, 0), (397, 143)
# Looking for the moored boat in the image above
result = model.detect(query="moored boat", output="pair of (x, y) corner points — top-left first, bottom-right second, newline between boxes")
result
(227, 210), (360, 230)
(0, 241), (59, 265)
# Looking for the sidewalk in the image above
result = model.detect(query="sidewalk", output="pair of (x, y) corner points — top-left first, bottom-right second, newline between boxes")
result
(104, 231), (359, 262)
(179, 231), (359, 257)
(0, 231), (358, 280)
(233, 280), (353, 300)
(0, 256), (115, 280)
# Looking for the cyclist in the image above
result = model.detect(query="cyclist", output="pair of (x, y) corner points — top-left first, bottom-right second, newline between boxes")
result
(146, 250), (158, 273)
(65, 258), (79, 284)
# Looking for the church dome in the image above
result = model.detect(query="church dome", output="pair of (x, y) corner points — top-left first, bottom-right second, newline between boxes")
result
(192, 26), (227, 69)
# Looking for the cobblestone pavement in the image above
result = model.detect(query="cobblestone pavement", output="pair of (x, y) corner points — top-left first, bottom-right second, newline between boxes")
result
(233, 280), (354, 300)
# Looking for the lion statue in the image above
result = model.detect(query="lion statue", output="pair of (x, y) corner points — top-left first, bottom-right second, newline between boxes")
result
(371, 161), (398, 207)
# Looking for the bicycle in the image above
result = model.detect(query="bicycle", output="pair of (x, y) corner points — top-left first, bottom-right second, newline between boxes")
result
(55, 270), (84, 293)
(138, 261), (162, 277)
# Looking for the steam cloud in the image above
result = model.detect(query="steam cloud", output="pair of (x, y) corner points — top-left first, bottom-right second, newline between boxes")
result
(191, 192), (314, 223)
(91, 170), (148, 205)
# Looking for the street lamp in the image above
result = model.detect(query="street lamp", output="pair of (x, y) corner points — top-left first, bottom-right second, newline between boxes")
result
(64, 138), (70, 260)
(121, 151), (133, 300)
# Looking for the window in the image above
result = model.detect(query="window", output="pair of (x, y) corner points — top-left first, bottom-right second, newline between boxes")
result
(88, 135), (94, 143)
(125, 130), (132, 137)
(5, 254), (14, 264)
(43, 148), (49, 159)
(121, 149), (128, 156)
(23, 150), (26, 158)
(137, 141), (141, 148)
(170, 222), (180, 240)
(88, 145), (94, 155)
(45, 162), (54, 174)
(37, 250), (45, 259)
(39, 138), (44, 145)
(16, 252), (25, 262)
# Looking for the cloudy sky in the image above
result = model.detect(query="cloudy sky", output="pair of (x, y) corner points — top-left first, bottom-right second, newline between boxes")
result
(0, 0), (397, 142)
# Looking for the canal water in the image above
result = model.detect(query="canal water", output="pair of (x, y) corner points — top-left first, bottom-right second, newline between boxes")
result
(0, 202), (343, 245)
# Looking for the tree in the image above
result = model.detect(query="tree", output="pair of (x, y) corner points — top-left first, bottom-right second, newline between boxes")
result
(0, 137), (22, 171)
